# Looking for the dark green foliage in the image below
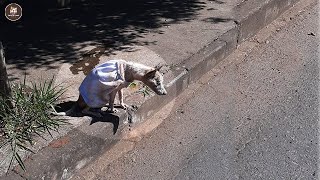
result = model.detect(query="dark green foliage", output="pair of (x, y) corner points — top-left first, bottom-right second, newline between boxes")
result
(0, 77), (66, 173)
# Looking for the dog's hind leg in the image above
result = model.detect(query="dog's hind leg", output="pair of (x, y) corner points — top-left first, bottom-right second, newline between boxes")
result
(51, 95), (84, 116)
(77, 95), (103, 118)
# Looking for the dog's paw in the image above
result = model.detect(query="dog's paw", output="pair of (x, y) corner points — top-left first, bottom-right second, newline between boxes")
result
(119, 103), (128, 110)
(107, 108), (118, 113)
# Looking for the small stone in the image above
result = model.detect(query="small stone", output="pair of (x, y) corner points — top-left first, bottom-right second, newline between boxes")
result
(307, 32), (315, 36)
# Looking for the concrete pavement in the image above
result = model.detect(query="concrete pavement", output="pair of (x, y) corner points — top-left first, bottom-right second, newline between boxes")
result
(0, 0), (309, 178)
(73, 1), (319, 179)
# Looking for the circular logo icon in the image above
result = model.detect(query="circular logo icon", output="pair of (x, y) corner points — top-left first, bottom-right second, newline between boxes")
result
(5, 3), (22, 21)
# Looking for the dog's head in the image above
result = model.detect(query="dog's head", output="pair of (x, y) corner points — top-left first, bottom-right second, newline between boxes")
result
(142, 67), (167, 95)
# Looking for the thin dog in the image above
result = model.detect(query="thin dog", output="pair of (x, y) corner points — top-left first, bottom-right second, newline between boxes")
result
(54, 59), (167, 117)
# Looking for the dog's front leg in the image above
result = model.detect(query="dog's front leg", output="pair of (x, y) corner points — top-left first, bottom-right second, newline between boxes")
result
(118, 89), (128, 110)
(107, 90), (118, 113)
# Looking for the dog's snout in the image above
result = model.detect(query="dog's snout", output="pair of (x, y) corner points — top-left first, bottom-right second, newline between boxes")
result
(156, 89), (167, 95)
(162, 89), (167, 95)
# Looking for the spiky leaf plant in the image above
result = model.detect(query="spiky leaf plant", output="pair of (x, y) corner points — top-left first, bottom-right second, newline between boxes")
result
(0, 77), (66, 173)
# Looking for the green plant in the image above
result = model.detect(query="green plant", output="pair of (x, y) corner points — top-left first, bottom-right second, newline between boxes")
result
(129, 82), (152, 97)
(128, 82), (138, 89)
(137, 85), (152, 97)
(0, 77), (67, 173)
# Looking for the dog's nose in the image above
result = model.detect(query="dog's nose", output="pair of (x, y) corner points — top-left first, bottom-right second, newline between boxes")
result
(162, 90), (167, 95)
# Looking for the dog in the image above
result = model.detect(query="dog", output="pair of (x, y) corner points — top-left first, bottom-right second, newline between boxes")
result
(54, 59), (167, 117)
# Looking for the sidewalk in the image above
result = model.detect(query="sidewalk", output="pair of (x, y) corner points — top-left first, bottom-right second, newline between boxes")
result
(1, 0), (301, 179)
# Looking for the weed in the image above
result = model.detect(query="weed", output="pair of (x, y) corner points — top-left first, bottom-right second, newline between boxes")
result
(0, 77), (67, 173)
(129, 82), (152, 97)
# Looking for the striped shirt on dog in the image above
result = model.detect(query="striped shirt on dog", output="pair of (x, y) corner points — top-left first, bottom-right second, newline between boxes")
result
(79, 60), (126, 108)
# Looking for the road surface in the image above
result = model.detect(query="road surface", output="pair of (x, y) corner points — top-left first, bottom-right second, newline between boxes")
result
(74, 1), (319, 179)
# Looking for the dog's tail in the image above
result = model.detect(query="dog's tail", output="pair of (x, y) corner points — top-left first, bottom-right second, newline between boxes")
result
(51, 105), (76, 116)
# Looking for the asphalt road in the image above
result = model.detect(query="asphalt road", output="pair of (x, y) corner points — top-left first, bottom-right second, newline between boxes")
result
(75, 2), (319, 180)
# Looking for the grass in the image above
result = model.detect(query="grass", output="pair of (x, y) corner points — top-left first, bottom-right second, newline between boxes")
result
(0, 77), (67, 174)
(129, 82), (152, 97)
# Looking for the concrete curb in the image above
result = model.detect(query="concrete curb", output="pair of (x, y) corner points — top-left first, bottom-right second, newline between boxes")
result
(2, 0), (301, 179)
(132, 0), (301, 128)
(235, 0), (300, 43)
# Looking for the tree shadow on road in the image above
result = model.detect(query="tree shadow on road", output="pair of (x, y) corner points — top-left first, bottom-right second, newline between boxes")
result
(0, 0), (205, 72)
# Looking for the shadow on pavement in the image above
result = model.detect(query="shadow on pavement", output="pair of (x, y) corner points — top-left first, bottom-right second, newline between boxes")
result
(90, 114), (120, 135)
(0, 0), (205, 71)
(55, 101), (121, 134)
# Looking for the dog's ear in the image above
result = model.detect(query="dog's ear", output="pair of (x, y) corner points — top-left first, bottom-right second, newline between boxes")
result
(145, 69), (157, 78)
